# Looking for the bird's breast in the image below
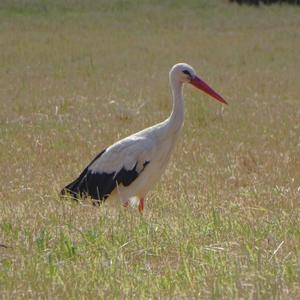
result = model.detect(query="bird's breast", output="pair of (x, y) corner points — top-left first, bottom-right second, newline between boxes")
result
(136, 137), (178, 191)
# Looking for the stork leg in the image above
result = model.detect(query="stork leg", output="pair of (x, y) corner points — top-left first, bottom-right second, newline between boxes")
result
(123, 201), (129, 208)
(138, 198), (144, 214)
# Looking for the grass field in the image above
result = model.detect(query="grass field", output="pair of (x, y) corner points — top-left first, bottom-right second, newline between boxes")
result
(0, 0), (300, 298)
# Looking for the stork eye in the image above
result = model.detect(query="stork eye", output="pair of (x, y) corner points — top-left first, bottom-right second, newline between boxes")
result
(182, 70), (191, 76)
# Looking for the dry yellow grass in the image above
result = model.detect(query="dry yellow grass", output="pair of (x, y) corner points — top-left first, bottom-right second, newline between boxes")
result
(0, 1), (300, 298)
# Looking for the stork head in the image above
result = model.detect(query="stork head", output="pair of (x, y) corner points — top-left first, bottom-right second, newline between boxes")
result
(170, 63), (227, 105)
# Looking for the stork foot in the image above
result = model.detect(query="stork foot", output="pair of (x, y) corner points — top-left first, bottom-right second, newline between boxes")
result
(138, 198), (144, 214)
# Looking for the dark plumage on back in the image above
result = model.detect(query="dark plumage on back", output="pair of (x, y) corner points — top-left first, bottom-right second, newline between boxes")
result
(61, 149), (106, 200)
(61, 149), (150, 203)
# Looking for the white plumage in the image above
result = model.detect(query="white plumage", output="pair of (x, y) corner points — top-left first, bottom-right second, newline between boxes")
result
(61, 63), (227, 213)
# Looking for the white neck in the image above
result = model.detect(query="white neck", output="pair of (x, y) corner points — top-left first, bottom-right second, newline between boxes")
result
(166, 77), (184, 134)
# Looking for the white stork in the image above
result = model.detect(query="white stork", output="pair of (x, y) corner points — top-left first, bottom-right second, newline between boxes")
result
(61, 63), (227, 213)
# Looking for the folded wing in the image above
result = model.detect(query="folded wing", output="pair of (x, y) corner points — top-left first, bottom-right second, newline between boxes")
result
(61, 136), (152, 201)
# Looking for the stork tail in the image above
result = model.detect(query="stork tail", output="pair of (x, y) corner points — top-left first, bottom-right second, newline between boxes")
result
(60, 149), (106, 200)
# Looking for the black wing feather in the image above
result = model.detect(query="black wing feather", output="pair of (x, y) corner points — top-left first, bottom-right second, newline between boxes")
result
(61, 149), (106, 199)
(61, 150), (150, 202)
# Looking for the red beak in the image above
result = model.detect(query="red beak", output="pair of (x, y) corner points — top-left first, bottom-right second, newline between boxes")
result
(190, 76), (227, 105)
